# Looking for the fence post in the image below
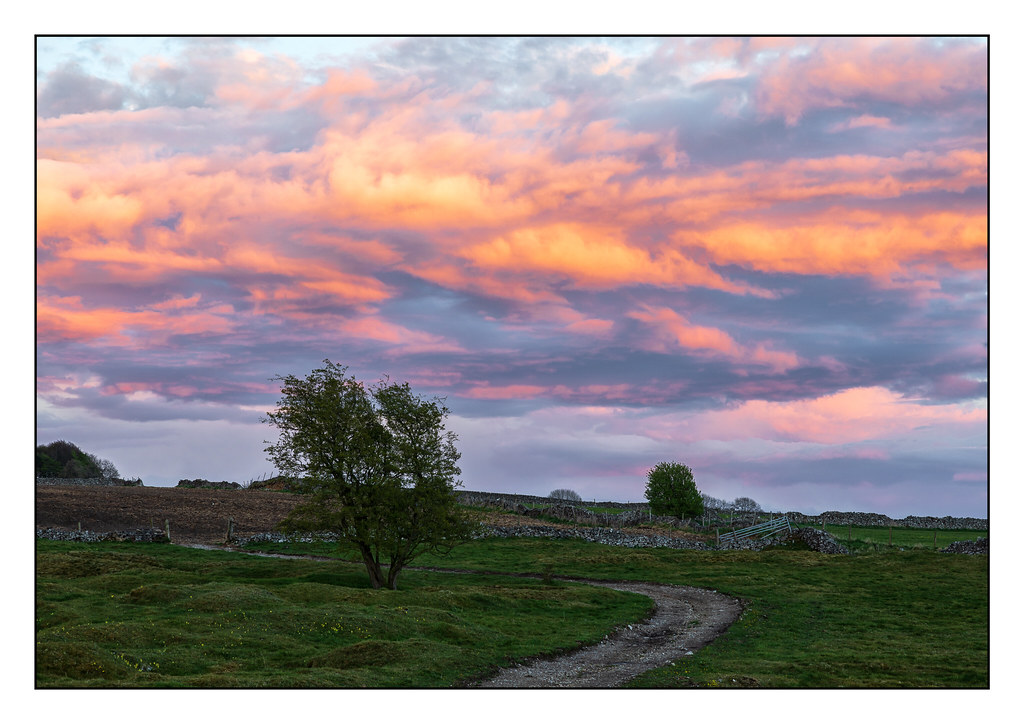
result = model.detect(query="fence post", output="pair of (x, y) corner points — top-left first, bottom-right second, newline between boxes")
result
(889, 526), (893, 546)
(933, 530), (937, 549)
(165, 519), (171, 542)
(716, 528), (720, 545)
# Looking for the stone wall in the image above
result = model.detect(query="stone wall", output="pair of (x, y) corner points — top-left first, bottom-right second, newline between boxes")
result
(36, 477), (142, 487)
(785, 510), (987, 531)
(458, 490), (650, 511)
(36, 526), (167, 542)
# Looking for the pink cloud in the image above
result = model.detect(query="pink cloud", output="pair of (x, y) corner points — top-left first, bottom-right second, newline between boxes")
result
(688, 387), (986, 445)
(754, 38), (987, 125)
(627, 305), (800, 372)
(463, 384), (548, 400)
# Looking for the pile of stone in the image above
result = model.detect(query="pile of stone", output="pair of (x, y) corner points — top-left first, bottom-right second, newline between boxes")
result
(941, 537), (988, 555)
(776, 528), (850, 554)
(36, 527), (168, 543)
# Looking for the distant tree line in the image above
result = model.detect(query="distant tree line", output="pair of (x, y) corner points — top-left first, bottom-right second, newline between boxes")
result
(548, 488), (583, 502)
(36, 440), (120, 479)
(701, 493), (763, 513)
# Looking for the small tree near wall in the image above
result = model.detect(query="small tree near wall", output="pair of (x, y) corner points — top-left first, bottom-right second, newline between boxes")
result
(644, 461), (704, 520)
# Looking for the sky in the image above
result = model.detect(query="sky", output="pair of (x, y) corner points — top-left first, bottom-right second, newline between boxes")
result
(34, 35), (989, 518)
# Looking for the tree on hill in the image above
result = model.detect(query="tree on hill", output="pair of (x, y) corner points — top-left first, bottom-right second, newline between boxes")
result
(87, 453), (120, 479)
(644, 461), (704, 520)
(549, 488), (582, 502)
(732, 496), (762, 513)
(263, 360), (476, 590)
(36, 440), (104, 478)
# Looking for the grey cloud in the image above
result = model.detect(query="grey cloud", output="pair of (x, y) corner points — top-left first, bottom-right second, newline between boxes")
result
(37, 61), (128, 117)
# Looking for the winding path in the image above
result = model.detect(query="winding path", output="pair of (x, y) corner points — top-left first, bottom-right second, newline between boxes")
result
(471, 578), (742, 688)
(178, 544), (744, 688)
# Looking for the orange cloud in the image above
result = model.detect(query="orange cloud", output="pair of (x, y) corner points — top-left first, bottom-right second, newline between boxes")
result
(37, 295), (236, 347)
(460, 223), (770, 296)
(37, 159), (145, 238)
(685, 210), (987, 279)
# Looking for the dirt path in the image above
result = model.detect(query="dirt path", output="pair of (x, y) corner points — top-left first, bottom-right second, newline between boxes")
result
(471, 579), (742, 688)
(176, 543), (743, 688)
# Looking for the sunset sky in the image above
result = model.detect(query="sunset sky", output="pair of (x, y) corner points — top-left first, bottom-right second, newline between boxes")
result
(35, 36), (989, 517)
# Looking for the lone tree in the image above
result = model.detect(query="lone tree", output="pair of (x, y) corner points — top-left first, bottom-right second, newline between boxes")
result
(262, 360), (475, 590)
(644, 461), (704, 520)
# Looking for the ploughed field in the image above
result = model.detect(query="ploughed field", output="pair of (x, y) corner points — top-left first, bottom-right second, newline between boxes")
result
(35, 485), (304, 544)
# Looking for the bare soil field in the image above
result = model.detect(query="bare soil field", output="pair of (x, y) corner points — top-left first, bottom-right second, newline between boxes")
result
(35, 485), (304, 544)
(35, 485), (714, 546)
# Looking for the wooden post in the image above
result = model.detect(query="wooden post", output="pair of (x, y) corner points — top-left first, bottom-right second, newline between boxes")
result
(78, 521), (82, 532)
(716, 528), (720, 545)
(933, 530), (937, 549)
(889, 526), (893, 546)
(226, 517), (234, 543)
(165, 519), (171, 542)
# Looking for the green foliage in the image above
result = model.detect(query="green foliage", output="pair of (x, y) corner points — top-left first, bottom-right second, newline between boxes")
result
(35, 540), (650, 688)
(36, 440), (104, 478)
(644, 461), (704, 519)
(262, 360), (476, 589)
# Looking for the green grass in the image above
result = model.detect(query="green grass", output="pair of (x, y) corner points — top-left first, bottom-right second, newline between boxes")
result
(37, 534), (989, 688)
(410, 538), (988, 688)
(250, 537), (989, 687)
(796, 523), (986, 551)
(35, 540), (652, 688)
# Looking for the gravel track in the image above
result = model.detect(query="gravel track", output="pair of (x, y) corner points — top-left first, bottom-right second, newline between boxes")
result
(470, 578), (742, 688)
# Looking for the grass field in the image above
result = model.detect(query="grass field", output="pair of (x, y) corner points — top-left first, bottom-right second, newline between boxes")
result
(35, 540), (651, 688)
(792, 523), (986, 551)
(36, 536), (988, 688)
(252, 536), (989, 688)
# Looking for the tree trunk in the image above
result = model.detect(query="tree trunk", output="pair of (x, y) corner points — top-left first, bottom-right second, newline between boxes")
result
(357, 545), (386, 590)
(386, 561), (404, 590)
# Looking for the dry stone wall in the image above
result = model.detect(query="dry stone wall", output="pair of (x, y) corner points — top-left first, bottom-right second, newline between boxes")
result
(36, 477), (142, 487)
(36, 526), (167, 542)
(785, 510), (987, 530)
